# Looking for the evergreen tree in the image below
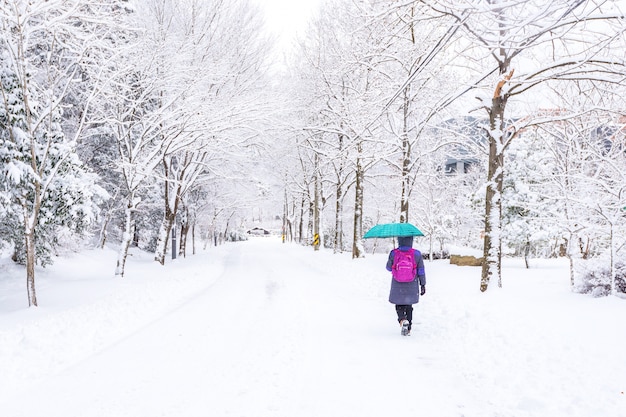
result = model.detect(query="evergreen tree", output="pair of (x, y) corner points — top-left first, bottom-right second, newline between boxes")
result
(0, 0), (117, 306)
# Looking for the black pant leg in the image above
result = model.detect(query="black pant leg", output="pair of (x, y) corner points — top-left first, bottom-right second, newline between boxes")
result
(395, 304), (410, 322)
(406, 305), (414, 330)
(395, 305), (414, 330)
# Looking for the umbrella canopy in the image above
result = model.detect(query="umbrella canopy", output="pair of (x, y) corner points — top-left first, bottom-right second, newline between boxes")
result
(363, 223), (424, 239)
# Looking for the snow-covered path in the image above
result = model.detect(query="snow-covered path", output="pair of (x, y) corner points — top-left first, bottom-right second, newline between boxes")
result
(1, 237), (625, 416)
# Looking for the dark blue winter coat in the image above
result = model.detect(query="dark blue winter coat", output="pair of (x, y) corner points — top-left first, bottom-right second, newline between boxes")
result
(386, 237), (426, 305)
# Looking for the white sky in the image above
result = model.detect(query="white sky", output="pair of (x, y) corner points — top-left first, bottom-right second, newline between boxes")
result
(253, 0), (323, 52)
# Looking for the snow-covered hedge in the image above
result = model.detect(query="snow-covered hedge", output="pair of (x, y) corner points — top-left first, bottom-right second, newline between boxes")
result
(226, 230), (248, 242)
(423, 250), (450, 260)
(574, 258), (626, 297)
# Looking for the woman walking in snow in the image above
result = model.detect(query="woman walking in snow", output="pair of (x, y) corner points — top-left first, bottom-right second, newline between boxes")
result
(386, 236), (426, 336)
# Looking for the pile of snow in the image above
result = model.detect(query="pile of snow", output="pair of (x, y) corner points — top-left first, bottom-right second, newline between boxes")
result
(1, 237), (624, 417)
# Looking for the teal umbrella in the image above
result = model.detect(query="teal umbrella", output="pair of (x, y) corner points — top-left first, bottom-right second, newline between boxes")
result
(363, 223), (424, 239)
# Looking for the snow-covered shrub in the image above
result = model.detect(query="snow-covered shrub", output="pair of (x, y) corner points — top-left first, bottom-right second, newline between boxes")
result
(226, 229), (248, 242)
(423, 250), (450, 260)
(617, 265), (626, 294)
(574, 258), (626, 297)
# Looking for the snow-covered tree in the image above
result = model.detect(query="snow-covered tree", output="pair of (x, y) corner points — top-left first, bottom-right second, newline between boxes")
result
(150, 0), (272, 265)
(0, 0), (119, 306)
(88, 0), (269, 274)
(499, 95), (626, 294)
(275, 11), (386, 251)
(421, 0), (626, 291)
(502, 125), (562, 264)
(372, 1), (465, 225)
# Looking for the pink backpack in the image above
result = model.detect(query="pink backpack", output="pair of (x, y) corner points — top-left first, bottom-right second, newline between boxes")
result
(391, 249), (416, 282)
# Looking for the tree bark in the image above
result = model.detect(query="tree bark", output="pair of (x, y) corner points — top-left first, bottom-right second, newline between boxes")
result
(298, 196), (305, 244)
(313, 153), (321, 251)
(334, 133), (346, 253)
(192, 223), (196, 255)
(179, 210), (189, 258)
(155, 157), (181, 265)
(25, 231), (38, 307)
(282, 188), (288, 243)
(399, 87), (411, 223)
(155, 210), (175, 265)
(480, 72), (511, 291)
(352, 143), (364, 258)
(334, 183), (343, 253)
(115, 201), (134, 277)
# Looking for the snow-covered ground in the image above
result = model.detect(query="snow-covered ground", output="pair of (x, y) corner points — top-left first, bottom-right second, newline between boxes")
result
(1, 237), (624, 417)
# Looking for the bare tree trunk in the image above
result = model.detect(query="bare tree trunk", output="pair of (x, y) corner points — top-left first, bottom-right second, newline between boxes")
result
(610, 224), (616, 296)
(352, 143), (364, 259)
(155, 157), (180, 264)
(306, 199), (313, 242)
(98, 210), (112, 249)
(334, 181), (343, 253)
(115, 201), (134, 277)
(286, 219), (293, 242)
(334, 133), (346, 253)
(282, 188), (288, 243)
(192, 223), (196, 255)
(313, 153), (321, 251)
(132, 220), (139, 247)
(524, 239), (530, 269)
(155, 210), (175, 265)
(25, 230), (38, 307)
(480, 71), (511, 292)
(298, 196), (305, 244)
(22, 179), (41, 306)
(400, 87), (411, 223)
(480, 124), (504, 291)
(179, 212), (189, 258)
